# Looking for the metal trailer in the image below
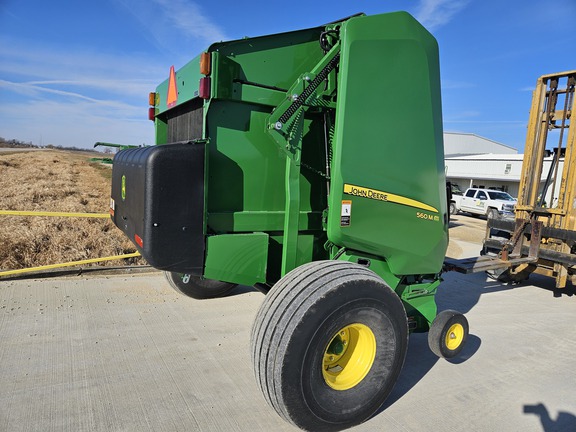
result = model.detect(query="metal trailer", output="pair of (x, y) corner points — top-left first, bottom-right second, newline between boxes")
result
(447, 71), (576, 289)
(109, 12), (468, 431)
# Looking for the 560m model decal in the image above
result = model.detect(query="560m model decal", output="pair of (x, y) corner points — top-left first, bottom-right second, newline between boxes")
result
(343, 184), (438, 213)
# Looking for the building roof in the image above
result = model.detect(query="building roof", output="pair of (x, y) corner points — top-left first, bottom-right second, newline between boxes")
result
(444, 132), (517, 157)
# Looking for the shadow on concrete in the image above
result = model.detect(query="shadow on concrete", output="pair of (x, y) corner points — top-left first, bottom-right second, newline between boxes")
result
(448, 220), (466, 229)
(526, 273), (576, 297)
(435, 271), (514, 314)
(381, 331), (481, 412)
(376, 270), (493, 413)
(552, 285), (576, 297)
(445, 333), (481, 364)
(435, 267), (572, 316)
(495, 272), (576, 298)
(524, 403), (576, 432)
(383, 265), (576, 416)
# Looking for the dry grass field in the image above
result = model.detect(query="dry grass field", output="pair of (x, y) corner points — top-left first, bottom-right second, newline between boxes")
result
(0, 149), (144, 271)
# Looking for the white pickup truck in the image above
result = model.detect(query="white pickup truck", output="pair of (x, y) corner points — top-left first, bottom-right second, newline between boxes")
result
(451, 188), (516, 219)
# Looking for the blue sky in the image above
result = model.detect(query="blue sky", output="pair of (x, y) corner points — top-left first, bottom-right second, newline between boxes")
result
(0, 0), (574, 151)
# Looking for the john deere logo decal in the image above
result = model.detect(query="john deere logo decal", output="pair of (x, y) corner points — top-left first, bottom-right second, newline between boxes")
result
(121, 175), (126, 201)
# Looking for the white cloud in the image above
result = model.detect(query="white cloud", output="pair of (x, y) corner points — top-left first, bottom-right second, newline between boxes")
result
(0, 41), (164, 97)
(0, 1), (227, 149)
(415, 0), (471, 31)
(0, 40), (160, 148)
(2, 80), (106, 104)
(0, 98), (154, 148)
(116, 0), (228, 60)
(152, 0), (228, 43)
(0, 79), (150, 115)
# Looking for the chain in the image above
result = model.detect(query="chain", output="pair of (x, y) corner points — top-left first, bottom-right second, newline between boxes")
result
(301, 162), (330, 179)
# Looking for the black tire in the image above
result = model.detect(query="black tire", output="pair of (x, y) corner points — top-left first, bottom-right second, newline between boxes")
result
(428, 310), (468, 359)
(251, 261), (408, 431)
(487, 208), (499, 220)
(163, 271), (236, 299)
(449, 202), (457, 215)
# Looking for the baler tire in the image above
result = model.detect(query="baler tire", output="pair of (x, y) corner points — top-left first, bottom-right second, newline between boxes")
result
(163, 272), (236, 300)
(250, 261), (408, 431)
(428, 309), (468, 359)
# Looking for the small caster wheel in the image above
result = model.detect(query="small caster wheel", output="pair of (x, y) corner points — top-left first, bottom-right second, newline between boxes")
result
(428, 310), (468, 358)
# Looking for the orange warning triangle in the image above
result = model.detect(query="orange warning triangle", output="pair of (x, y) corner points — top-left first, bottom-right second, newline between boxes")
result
(167, 65), (178, 108)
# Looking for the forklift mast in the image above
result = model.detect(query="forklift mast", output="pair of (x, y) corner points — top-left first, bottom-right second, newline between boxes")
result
(482, 71), (576, 288)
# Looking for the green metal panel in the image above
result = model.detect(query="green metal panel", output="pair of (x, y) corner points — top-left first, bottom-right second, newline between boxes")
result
(207, 211), (323, 232)
(151, 24), (335, 285)
(154, 117), (167, 144)
(327, 12), (448, 276)
(209, 27), (324, 104)
(203, 233), (269, 285)
(204, 99), (327, 228)
(156, 56), (203, 114)
(398, 279), (439, 331)
(205, 101), (286, 215)
(336, 250), (439, 332)
(334, 250), (401, 289)
(148, 12), (448, 286)
(204, 98), (328, 279)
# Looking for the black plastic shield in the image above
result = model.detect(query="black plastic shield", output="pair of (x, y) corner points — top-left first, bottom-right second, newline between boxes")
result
(110, 142), (206, 274)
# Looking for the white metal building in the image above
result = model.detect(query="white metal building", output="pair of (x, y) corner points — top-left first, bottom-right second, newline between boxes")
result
(444, 132), (563, 204)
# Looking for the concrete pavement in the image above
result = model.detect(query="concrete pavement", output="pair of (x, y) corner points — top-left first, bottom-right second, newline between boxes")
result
(1, 240), (575, 431)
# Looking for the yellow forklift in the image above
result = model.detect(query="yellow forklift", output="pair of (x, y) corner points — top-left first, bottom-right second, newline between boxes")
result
(448, 71), (576, 289)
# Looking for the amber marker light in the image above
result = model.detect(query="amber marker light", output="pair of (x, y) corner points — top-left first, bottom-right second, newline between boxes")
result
(148, 92), (157, 106)
(200, 52), (211, 75)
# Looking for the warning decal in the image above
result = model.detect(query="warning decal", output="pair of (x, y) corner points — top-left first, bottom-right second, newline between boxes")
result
(341, 200), (352, 227)
(343, 184), (438, 213)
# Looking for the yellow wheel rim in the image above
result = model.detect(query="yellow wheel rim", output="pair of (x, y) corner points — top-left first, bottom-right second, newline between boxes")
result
(322, 323), (376, 391)
(445, 323), (465, 351)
